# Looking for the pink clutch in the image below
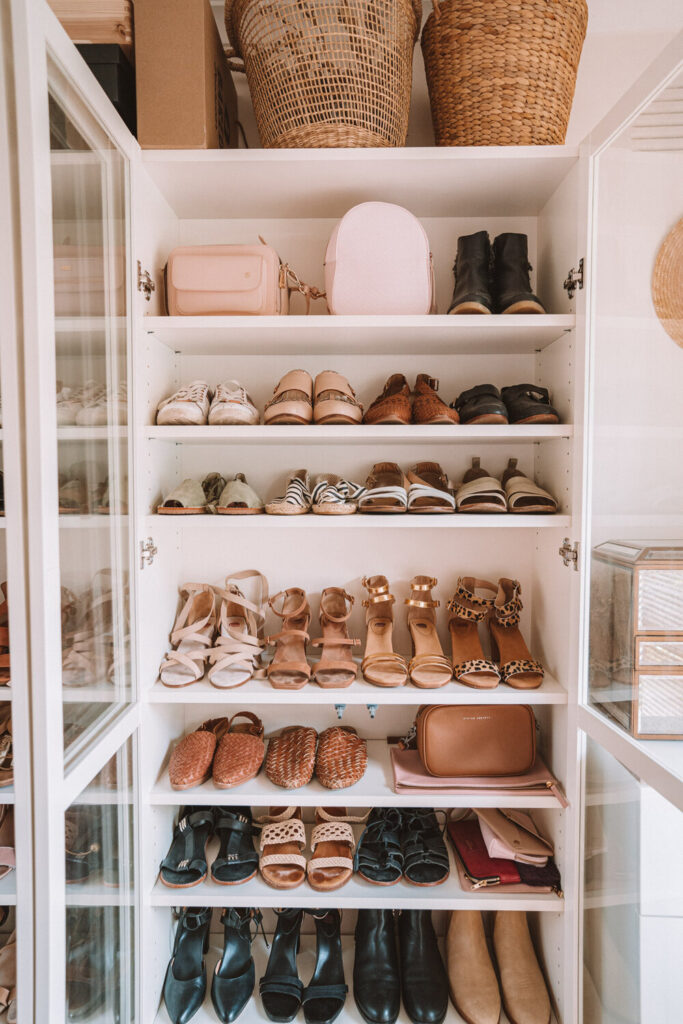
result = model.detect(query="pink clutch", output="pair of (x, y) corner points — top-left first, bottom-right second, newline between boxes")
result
(389, 746), (568, 807)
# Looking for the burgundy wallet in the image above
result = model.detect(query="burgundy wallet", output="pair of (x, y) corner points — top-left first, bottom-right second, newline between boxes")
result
(448, 819), (521, 886)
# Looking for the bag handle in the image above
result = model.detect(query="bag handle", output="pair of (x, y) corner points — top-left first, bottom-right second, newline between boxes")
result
(257, 236), (327, 315)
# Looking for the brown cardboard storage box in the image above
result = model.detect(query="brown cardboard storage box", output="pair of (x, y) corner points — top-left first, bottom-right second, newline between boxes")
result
(135, 0), (237, 149)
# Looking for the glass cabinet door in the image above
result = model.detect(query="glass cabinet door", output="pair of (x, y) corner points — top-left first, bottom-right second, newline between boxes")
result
(49, 54), (133, 764)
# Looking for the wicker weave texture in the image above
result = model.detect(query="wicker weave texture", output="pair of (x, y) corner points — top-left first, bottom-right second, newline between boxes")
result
(266, 727), (317, 789)
(225, 0), (421, 148)
(652, 217), (683, 346)
(316, 727), (367, 789)
(421, 0), (588, 146)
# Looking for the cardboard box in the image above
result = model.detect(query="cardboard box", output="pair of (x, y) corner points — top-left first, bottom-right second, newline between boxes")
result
(135, 0), (238, 149)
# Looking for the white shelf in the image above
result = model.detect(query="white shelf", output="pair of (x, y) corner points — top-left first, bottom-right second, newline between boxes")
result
(141, 146), (579, 219)
(144, 314), (576, 356)
(0, 786), (14, 805)
(151, 837), (563, 911)
(0, 871), (16, 906)
(73, 785), (133, 806)
(145, 424), (572, 446)
(58, 426), (128, 441)
(62, 685), (124, 704)
(153, 936), (559, 1024)
(65, 879), (133, 907)
(59, 514), (129, 529)
(148, 513), (570, 530)
(150, 741), (565, 809)
(146, 672), (567, 705)
(0, 522), (5, 531)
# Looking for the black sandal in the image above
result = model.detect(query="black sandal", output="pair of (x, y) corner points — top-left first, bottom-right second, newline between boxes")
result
(354, 807), (403, 885)
(210, 807), (260, 885)
(163, 907), (212, 1024)
(259, 907), (304, 1023)
(211, 908), (265, 1024)
(400, 808), (450, 886)
(159, 806), (214, 888)
(302, 909), (347, 1024)
(501, 383), (559, 424)
(450, 384), (508, 424)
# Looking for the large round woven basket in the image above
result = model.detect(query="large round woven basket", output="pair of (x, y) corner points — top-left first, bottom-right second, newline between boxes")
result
(225, 0), (422, 148)
(421, 0), (588, 146)
(652, 218), (683, 347)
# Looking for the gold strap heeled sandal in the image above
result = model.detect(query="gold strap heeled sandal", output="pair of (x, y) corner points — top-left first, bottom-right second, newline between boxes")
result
(405, 576), (452, 688)
(361, 576), (408, 688)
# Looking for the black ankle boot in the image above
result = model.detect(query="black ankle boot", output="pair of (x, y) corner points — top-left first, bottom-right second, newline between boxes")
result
(303, 909), (347, 1024)
(398, 910), (449, 1024)
(211, 908), (262, 1023)
(353, 910), (400, 1024)
(163, 907), (212, 1024)
(448, 230), (493, 315)
(492, 233), (545, 314)
(259, 908), (304, 1023)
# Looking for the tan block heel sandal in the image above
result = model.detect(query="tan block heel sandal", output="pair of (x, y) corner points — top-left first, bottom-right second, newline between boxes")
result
(258, 807), (307, 890)
(208, 571), (268, 689)
(311, 588), (360, 688)
(405, 576), (453, 688)
(447, 578), (501, 689)
(361, 576), (408, 687)
(159, 583), (216, 687)
(489, 578), (544, 689)
(308, 808), (368, 892)
(266, 588), (311, 689)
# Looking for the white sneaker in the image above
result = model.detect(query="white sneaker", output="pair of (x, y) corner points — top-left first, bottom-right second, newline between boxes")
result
(76, 382), (127, 426)
(156, 381), (211, 426)
(208, 380), (259, 425)
(57, 380), (103, 426)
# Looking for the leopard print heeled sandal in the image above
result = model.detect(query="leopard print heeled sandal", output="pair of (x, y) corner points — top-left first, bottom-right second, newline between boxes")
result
(489, 578), (544, 690)
(447, 577), (501, 689)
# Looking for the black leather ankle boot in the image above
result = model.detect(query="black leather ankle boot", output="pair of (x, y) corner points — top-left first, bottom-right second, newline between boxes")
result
(448, 230), (493, 315)
(163, 907), (212, 1024)
(492, 233), (545, 314)
(398, 910), (449, 1024)
(211, 908), (261, 1023)
(353, 910), (400, 1024)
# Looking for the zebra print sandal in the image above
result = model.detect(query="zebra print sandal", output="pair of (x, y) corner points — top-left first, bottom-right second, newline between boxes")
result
(311, 474), (366, 515)
(266, 469), (312, 515)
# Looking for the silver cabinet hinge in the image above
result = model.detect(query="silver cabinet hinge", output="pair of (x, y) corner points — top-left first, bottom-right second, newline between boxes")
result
(559, 538), (579, 570)
(563, 258), (584, 300)
(140, 537), (157, 569)
(137, 260), (155, 301)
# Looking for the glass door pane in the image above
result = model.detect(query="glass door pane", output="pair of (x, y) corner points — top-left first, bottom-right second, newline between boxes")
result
(48, 56), (132, 764)
(65, 737), (136, 1023)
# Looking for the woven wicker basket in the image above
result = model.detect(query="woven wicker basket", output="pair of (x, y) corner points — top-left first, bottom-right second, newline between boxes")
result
(225, 0), (422, 148)
(421, 0), (588, 146)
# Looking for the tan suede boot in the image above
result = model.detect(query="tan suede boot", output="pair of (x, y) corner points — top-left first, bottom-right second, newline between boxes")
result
(493, 912), (551, 1024)
(446, 911), (501, 1024)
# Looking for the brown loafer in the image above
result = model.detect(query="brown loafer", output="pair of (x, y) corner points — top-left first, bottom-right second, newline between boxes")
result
(263, 369), (313, 425)
(167, 716), (230, 790)
(363, 374), (411, 425)
(265, 726), (318, 789)
(315, 726), (367, 789)
(412, 374), (460, 424)
(212, 711), (265, 789)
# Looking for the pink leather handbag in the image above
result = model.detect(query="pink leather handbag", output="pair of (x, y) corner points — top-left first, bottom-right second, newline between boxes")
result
(324, 202), (435, 315)
(165, 242), (288, 316)
(53, 244), (125, 316)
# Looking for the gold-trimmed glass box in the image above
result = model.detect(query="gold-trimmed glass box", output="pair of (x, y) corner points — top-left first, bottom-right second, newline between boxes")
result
(589, 540), (683, 739)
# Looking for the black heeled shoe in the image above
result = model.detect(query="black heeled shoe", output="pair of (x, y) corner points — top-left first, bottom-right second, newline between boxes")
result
(211, 908), (264, 1023)
(353, 909), (400, 1024)
(302, 909), (347, 1024)
(398, 910), (449, 1024)
(163, 907), (212, 1024)
(259, 907), (304, 1023)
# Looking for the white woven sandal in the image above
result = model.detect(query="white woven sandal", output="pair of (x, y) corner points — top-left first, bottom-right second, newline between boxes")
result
(258, 807), (307, 890)
(159, 583), (216, 687)
(208, 570), (268, 689)
(308, 808), (368, 892)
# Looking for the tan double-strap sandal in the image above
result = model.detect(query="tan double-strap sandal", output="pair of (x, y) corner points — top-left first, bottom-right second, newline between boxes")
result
(490, 578), (544, 689)
(311, 588), (360, 688)
(405, 576), (453, 688)
(258, 806), (307, 890)
(308, 807), (368, 892)
(502, 458), (558, 514)
(263, 370), (313, 425)
(208, 571), (268, 689)
(448, 578), (502, 689)
(313, 371), (363, 425)
(266, 588), (311, 689)
(361, 576), (408, 687)
(455, 457), (507, 514)
(160, 583), (216, 687)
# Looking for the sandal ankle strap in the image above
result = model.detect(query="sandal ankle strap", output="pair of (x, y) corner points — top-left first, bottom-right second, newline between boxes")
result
(494, 580), (523, 626)
(268, 588), (309, 620)
(319, 588), (354, 623)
